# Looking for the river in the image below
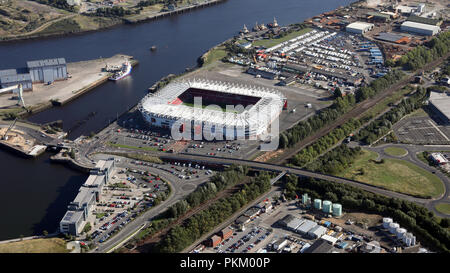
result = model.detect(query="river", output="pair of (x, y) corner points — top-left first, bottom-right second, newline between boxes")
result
(0, 0), (353, 240)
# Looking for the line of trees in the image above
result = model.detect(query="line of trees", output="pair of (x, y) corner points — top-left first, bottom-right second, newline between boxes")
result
(94, 6), (134, 17)
(129, 165), (249, 245)
(32, 0), (77, 12)
(283, 175), (450, 252)
(305, 144), (362, 175)
(166, 165), (249, 219)
(279, 69), (405, 149)
(355, 87), (427, 145)
(396, 31), (450, 71)
(289, 118), (361, 167)
(154, 173), (272, 253)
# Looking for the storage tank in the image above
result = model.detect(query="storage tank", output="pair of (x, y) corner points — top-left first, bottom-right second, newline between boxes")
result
(314, 199), (322, 210)
(404, 236), (412, 246)
(389, 223), (399, 234)
(322, 200), (332, 214)
(302, 193), (308, 204)
(396, 228), (406, 239)
(382, 218), (393, 229)
(332, 203), (342, 217)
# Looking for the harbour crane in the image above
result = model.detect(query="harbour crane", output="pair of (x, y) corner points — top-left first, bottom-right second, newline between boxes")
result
(2, 118), (17, 141)
(0, 84), (25, 107)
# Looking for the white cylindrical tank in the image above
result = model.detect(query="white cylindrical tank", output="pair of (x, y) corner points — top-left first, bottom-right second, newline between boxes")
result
(404, 236), (412, 246)
(382, 218), (393, 229)
(411, 236), (416, 246)
(389, 223), (399, 234)
(314, 199), (322, 210)
(322, 200), (332, 214)
(332, 203), (342, 217)
(396, 228), (406, 239)
(302, 194), (308, 204)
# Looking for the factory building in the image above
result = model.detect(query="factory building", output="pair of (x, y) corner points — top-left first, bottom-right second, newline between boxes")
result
(307, 225), (327, 239)
(346, 22), (374, 34)
(0, 69), (33, 91)
(295, 219), (317, 235)
(59, 159), (115, 236)
(27, 58), (67, 83)
(400, 21), (440, 36)
(303, 239), (335, 253)
(428, 92), (450, 124)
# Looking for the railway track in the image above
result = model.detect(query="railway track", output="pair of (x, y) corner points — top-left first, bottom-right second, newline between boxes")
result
(270, 52), (450, 165)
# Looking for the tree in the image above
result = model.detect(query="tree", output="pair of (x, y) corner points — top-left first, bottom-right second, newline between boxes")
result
(440, 218), (450, 228)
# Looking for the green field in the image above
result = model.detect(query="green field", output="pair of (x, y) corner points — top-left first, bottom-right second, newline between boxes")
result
(0, 238), (70, 253)
(252, 27), (313, 48)
(339, 150), (445, 198)
(203, 46), (227, 66)
(435, 203), (450, 215)
(384, 147), (408, 157)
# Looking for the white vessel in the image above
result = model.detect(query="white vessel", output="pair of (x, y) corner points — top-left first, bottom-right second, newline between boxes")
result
(109, 61), (132, 81)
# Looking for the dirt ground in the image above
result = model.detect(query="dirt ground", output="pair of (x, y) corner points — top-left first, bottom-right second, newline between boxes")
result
(0, 127), (34, 151)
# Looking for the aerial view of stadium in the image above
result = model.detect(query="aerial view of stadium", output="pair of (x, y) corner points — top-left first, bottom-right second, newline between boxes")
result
(139, 79), (286, 140)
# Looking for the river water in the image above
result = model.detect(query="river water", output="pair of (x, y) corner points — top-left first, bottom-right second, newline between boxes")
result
(0, 0), (353, 240)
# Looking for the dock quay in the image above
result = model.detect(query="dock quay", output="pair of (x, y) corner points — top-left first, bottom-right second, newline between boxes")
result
(0, 54), (138, 118)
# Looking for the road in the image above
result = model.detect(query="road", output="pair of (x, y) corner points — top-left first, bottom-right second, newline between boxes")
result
(89, 154), (212, 253)
(363, 143), (450, 217)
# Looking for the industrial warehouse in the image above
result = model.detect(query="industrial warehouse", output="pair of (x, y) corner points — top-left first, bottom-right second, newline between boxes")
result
(194, 188), (422, 254)
(428, 91), (450, 124)
(139, 78), (286, 140)
(59, 159), (114, 236)
(0, 58), (67, 92)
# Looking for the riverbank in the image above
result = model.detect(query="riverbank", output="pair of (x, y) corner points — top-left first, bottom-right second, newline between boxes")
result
(0, 0), (226, 44)
(0, 54), (138, 119)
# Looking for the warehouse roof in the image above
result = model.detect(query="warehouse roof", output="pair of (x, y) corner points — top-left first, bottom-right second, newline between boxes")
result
(0, 73), (32, 84)
(286, 217), (305, 230)
(303, 239), (334, 253)
(429, 91), (450, 121)
(27, 58), (66, 69)
(367, 11), (391, 20)
(307, 225), (327, 237)
(346, 22), (374, 31)
(407, 15), (441, 26)
(401, 21), (440, 32)
(0, 69), (18, 77)
(296, 219), (317, 234)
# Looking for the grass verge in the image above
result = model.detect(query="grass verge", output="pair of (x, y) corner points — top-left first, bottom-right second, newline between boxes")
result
(0, 238), (69, 253)
(339, 149), (445, 198)
(384, 147), (408, 157)
(435, 203), (450, 215)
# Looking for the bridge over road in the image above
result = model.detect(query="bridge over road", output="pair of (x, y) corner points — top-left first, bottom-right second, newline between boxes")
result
(159, 153), (432, 206)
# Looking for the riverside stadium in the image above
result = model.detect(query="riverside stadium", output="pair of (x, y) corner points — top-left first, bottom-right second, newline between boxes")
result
(138, 79), (287, 140)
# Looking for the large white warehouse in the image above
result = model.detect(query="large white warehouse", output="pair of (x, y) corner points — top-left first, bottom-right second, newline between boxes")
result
(400, 21), (440, 36)
(346, 22), (374, 34)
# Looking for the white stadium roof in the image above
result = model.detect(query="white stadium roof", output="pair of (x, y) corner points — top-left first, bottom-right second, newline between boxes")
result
(139, 79), (285, 136)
